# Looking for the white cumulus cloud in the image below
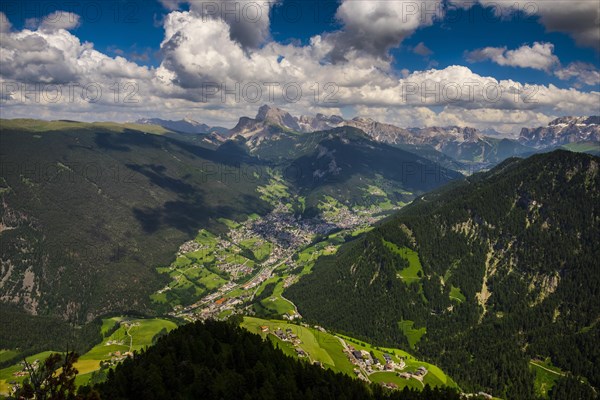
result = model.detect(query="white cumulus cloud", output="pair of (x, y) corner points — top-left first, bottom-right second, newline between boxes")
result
(159, 0), (278, 50)
(24, 11), (82, 32)
(1, 8), (598, 133)
(466, 42), (559, 71)
(554, 62), (600, 87)
(324, 0), (442, 62)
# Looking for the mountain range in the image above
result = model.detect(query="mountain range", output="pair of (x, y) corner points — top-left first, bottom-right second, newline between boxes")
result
(519, 116), (600, 148)
(136, 117), (230, 136)
(1, 111), (599, 399)
(143, 105), (598, 168)
(2, 110), (597, 328)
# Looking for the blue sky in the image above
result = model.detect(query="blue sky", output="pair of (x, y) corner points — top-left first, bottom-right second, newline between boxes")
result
(1, 0), (599, 130)
(3, 0), (598, 85)
(1, 0), (168, 65)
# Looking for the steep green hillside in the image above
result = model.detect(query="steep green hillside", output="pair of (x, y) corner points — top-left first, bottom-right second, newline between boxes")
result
(0, 316), (177, 392)
(241, 317), (458, 390)
(0, 119), (271, 325)
(286, 151), (600, 399)
(87, 319), (462, 400)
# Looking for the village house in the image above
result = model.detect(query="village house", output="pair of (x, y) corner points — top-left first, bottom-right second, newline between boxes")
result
(380, 382), (398, 390)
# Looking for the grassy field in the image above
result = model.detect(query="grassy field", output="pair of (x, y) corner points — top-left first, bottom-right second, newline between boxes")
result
(253, 233), (346, 319)
(396, 248), (423, 284)
(336, 334), (413, 363)
(267, 334), (297, 358)
(255, 277), (280, 297)
(0, 350), (20, 364)
(0, 317), (178, 394)
(294, 237), (341, 277)
(397, 320), (427, 349)
(100, 317), (121, 337)
(242, 317), (355, 375)
(382, 240), (423, 284)
(449, 286), (466, 303)
(370, 371), (424, 390)
(217, 217), (241, 230)
(561, 142), (600, 154)
(530, 359), (564, 398)
(239, 237), (272, 261)
(257, 178), (291, 206)
(364, 185), (387, 197)
(0, 351), (58, 394)
(241, 317), (456, 391)
(317, 196), (346, 220)
(77, 317), (177, 386)
(259, 295), (296, 316)
(351, 226), (374, 237)
(254, 278), (297, 317)
(334, 333), (453, 389)
(80, 318), (177, 359)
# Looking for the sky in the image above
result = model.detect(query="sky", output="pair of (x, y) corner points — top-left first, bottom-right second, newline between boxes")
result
(0, 0), (599, 133)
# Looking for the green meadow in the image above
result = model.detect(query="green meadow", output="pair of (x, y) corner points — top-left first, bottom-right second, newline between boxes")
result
(0, 350), (20, 364)
(383, 240), (424, 285)
(151, 227), (257, 309)
(241, 317), (456, 391)
(334, 332), (453, 389)
(254, 278), (296, 317)
(449, 286), (466, 303)
(242, 317), (356, 376)
(397, 320), (427, 349)
(530, 359), (564, 398)
(0, 317), (177, 394)
(369, 371), (424, 390)
(0, 351), (58, 394)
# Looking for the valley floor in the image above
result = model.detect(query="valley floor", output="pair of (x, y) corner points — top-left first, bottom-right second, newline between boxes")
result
(0, 192), (404, 396)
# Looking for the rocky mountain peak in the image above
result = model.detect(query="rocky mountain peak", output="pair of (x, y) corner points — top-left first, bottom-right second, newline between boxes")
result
(351, 116), (376, 124)
(548, 116), (600, 126)
(255, 104), (300, 131)
(520, 116), (600, 148)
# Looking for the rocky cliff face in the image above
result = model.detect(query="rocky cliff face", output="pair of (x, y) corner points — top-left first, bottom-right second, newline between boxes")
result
(229, 106), (598, 163)
(255, 104), (301, 131)
(228, 106), (297, 149)
(519, 116), (600, 148)
(344, 117), (413, 144)
(230, 105), (487, 150)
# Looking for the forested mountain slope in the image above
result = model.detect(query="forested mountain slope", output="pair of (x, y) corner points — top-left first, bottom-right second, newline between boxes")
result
(245, 126), (462, 214)
(0, 120), (271, 325)
(286, 150), (600, 399)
